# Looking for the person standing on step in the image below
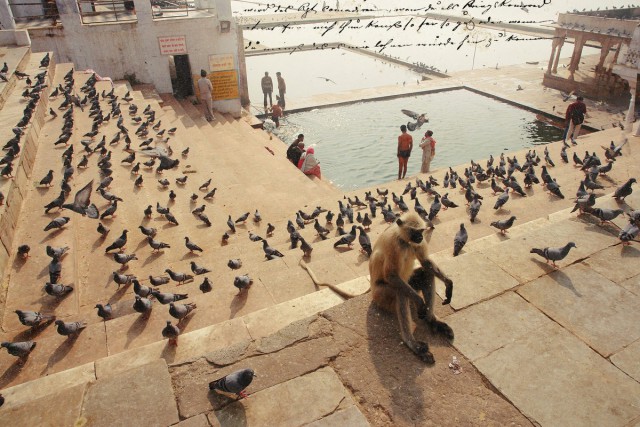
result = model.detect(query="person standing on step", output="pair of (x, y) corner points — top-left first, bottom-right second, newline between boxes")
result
(271, 102), (283, 128)
(397, 124), (413, 180)
(261, 72), (273, 110)
(197, 70), (214, 122)
(276, 72), (286, 109)
(419, 130), (436, 173)
(564, 96), (586, 145)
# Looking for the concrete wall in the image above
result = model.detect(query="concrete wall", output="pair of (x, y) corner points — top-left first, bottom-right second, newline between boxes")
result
(28, 0), (242, 116)
(0, 29), (31, 46)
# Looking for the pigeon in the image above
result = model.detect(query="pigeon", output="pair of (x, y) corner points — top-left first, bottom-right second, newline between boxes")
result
(334, 225), (357, 249)
(571, 193), (596, 214)
(428, 195), (441, 221)
(151, 290), (189, 304)
(200, 277), (213, 293)
(148, 237), (170, 252)
(113, 253), (137, 269)
(619, 222), (639, 245)
(362, 212), (372, 230)
(199, 179), (211, 191)
(266, 223), (275, 236)
(169, 302), (197, 320)
(490, 216), (517, 234)
(227, 215), (236, 233)
(105, 229), (128, 253)
(131, 280), (154, 298)
(262, 240), (284, 258)
(138, 225), (157, 238)
(17, 244), (30, 259)
(190, 261), (211, 275)
(314, 218), (330, 237)
(100, 200), (119, 219)
(15, 310), (54, 328)
(162, 320), (181, 345)
(357, 226), (372, 256)
(222, 232), (230, 245)
(95, 303), (113, 320)
(614, 178), (636, 201)
(185, 237), (203, 253)
(248, 231), (263, 242)
(227, 259), (242, 270)
(546, 179), (565, 199)
(590, 208), (624, 224)
(209, 368), (257, 399)
(204, 188), (217, 199)
(234, 274), (253, 293)
(149, 275), (170, 287)
(55, 320), (87, 337)
(44, 216), (70, 231)
(1, 341), (36, 360)
(133, 296), (153, 315)
(494, 188), (510, 210)
(39, 170), (54, 187)
(164, 212), (179, 225)
(97, 222), (110, 236)
(113, 271), (136, 288)
(530, 242), (576, 267)
(134, 175), (143, 187)
(453, 224), (468, 257)
(300, 238), (313, 258)
(165, 269), (193, 285)
(468, 194), (482, 223)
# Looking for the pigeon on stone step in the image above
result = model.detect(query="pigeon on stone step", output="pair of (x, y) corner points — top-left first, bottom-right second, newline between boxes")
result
(453, 224), (468, 257)
(55, 320), (87, 337)
(165, 269), (193, 285)
(571, 193), (596, 214)
(234, 274), (253, 293)
(149, 275), (170, 287)
(44, 282), (73, 298)
(262, 240), (284, 258)
(227, 215), (236, 233)
(184, 237), (203, 253)
(15, 310), (54, 328)
(44, 216), (70, 231)
(530, 242), (576, 267)
(358, 226), (372, 257)
(162, 320), (180, 346)
(190, 261), (211, 275)
(227, 259), (242, 270)
(589, 208), (624, 224)
(169, 302), (197, 320)
(148, 237), (170, 252)
(133, 295), (153, 315)
(113, 271), (135, 288)
(200, 277), (213, 293)
(300, 238), (313, 258)
(151, 290), (188, 304)
(469, 194), (482, 222)
(614, 178), (636, 202)
(133, 280), (154, 298)
(95, 303), (113, 320)
(493, 188), (510, 210)
(113, 253), (137, 269)
(105, 230), (128, 253)
(490, 216), (517, 234)
(209, 368), (257, 399)
(1, 341), (36, 360)
(333, 225), (356, 249)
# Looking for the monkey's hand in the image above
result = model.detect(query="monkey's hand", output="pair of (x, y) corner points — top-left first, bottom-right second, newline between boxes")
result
(415, 341), (435, 365)
(442, 278), (453, 305)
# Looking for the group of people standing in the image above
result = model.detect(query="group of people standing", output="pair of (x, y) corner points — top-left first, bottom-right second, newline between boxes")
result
(397, 125), (437, 180)
(262, 71), (286, 127)
(286, 134), (322, 179)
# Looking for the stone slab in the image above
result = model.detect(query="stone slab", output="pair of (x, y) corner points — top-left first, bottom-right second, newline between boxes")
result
(96, 317), (250, 378)
(335, 275), (370, 297)
(213, 367), (352, 427)
(610, 338), (640, 383)
(483, 218), (617, 284)
(519, 263), (640, 357)
(474, 322), (640, 427)
(0, 383), (86, 427)
(243, 288), (343, 340)
(0, 362), (95, 411)
(172, 414), (211, 427)
(584, 245), (640, 285)
(620, 273), (640, 297)
(434, 251), (519, 310)
(446, 291), (550, 361)
(306, 406), (370, 427)
(82, 359), (179, 427)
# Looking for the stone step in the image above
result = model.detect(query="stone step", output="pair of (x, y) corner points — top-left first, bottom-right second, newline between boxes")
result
(0, 45), (31, 110)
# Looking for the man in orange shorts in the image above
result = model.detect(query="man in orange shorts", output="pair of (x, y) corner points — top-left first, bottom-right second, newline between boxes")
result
(397, 124), (413, 180)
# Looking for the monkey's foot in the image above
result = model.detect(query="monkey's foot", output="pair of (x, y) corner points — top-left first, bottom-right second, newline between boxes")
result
(414, 341), (435, 365)
(429, 319), (454, 341)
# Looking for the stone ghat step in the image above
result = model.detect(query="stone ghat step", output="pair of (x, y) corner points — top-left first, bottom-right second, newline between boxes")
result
(0, 45), (31, 110)
(0, 276), (369, 410)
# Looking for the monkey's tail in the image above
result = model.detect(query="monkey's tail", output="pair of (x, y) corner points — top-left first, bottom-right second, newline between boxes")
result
(298, 258), (369, 300)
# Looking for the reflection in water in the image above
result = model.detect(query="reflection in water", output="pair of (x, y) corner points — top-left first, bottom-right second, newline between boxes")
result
(273, 89), (565, 189)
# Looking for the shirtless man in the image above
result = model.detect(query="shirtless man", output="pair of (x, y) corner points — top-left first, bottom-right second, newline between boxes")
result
(397, 124), (413, 180)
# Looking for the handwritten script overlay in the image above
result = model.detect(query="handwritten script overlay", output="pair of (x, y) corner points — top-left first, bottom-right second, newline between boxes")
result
(238, 0), (558, 54)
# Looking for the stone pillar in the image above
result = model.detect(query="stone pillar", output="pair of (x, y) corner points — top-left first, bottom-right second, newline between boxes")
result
(625, 77), (637, 134)
(552, 34), (565, 74)
(546, 31), (559, 75)
(597, 38), (613, 71)
(568, 34), (586, 80)
(0, 0), (16, 30)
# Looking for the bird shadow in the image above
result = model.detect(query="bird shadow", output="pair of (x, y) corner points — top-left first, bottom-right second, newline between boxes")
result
(108, 285), (131, 303)
(36, 264), (50, 280)
(35, 186), (51, 196)
(125, 314), (151, 349)
(548, 269), (582, 297)
(12, 256), (28, 272)
(181, 252), (200, 261)
(44, 334), (80, 372)
(333, 246), (353, 253)
(620, 245), (640, 258)
(92, 234), (108, 252)
(0, 359), (26, 389)
(143, 251), (164, 267)
(529, 258), (559, 276)
(230, 290), (249, 319)
(177, 312), (195, 331)
(160, 340), (177, 364)
(162, 223), (178, 230)
(134, 239), (148, 252)
(39, 228), (64, 244)
(11, 319), (56, 341)
(36, 293), (69, 313)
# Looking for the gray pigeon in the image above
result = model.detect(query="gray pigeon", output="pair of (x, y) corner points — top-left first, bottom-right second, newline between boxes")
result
(469, 194), (482, 223)
(15, 310), (54, 328)
(133, 296), (153, 315)
(55, 319), (87, 336)
(165, 269), (193, 285)
(44, 216), (70, 231)
(490, 216), (517, 234)
(133, 280), (154, 298)
(357, 226), (372, 257)
(169, 302), (197, 320)
(105, 229), (128, 253)
(185, 237), (203, 253)
(162, 320), (180, 345)
(589, 208), (624, 224)
(114, 253), (137, 269)
(619, 222), (639, 245)
(262, 240), (284, 258)
(49, 257), (62, 283)
(209, 368), (257, 398)
(151, 290), (188, 304)
(148, 237), (170, 252)
(199, 277), (213, 293)
(614, 178), (636, 201)
(46, 245), (69, 259)
(138, 225), (157, 237)
(149, 275), (170, 286)
(300, 238), (313, 258)
(95, 303), (113, 320)
(44, 282), (73, 298)
(1, 341), (36, 360)
(234, 274), (253, 293)
(493, 188), (509, 210)
(62, 180), (99, 218)
(453, 223), (468, 257)
(333, 225), (357, 249)
(227, 259), (242, 270)
(571, 193), (596, 214)
(530, 242), (576, 267)
(190, 261), (211, 275)
(113, 272), (135, 288)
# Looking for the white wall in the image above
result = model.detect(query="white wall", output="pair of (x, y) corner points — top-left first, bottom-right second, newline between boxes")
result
(28, 0), (242, 116)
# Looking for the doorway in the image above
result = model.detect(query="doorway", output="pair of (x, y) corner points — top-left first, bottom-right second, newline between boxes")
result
(170, 54), (194, 99)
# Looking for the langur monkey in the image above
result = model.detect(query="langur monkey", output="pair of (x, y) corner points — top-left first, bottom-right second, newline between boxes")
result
(369, 212), (454, 364)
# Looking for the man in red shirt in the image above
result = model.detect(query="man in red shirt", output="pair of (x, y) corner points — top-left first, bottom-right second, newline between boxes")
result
(564, 96), (587, 145)
(397, 124), (413, 180)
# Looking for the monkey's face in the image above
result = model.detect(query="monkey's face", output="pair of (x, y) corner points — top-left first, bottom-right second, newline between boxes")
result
(409, 228), (425, 244)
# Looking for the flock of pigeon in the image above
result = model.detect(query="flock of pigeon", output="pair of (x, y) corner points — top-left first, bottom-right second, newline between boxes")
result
(1, 53), (639, 405)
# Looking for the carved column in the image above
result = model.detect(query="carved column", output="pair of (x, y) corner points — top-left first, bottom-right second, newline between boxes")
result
(547, 30), (559, 75)
(626, 76), (637, 134)
(552, 34), (565, 74)
(597, 38), (613, 71)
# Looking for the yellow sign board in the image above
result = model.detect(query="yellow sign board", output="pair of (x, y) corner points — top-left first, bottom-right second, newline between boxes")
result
(192, 70), (239, 101)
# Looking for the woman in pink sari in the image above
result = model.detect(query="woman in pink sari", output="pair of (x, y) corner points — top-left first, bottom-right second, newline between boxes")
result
(297, 147), (321, 179)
